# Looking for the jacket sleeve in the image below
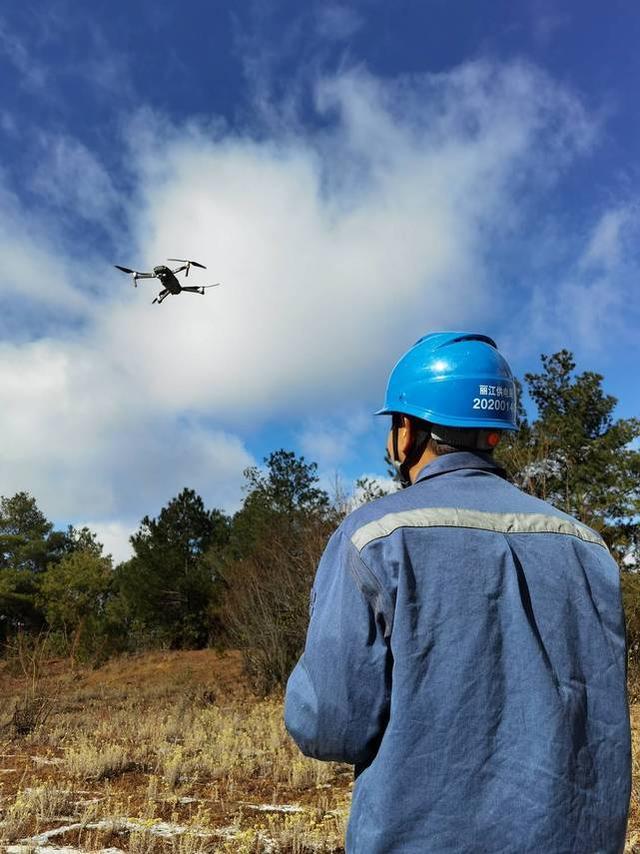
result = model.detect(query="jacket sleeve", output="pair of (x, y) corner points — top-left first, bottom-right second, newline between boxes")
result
(284, 527), (393, 768)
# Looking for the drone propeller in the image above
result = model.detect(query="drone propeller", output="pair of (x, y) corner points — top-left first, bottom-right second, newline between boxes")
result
(167, 258), (206, 268)
(167, 258), (206, 278)
(115, 264), (140, 287)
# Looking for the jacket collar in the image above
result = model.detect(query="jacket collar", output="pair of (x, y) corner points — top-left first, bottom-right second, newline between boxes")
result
(413, 451), (505, 485)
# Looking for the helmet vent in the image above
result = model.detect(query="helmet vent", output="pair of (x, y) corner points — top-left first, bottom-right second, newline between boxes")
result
(449, 333), (497, 349)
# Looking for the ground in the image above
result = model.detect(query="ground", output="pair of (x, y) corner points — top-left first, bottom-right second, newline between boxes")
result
(0, 649), (636, 853)
(0, 649), (350, 853)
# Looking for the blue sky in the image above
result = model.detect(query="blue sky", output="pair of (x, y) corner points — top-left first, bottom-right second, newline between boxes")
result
(1, 1), (639, 561)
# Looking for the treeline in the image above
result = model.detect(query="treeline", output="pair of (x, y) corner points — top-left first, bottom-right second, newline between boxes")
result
(0, 450), (346, 691)
(1, 350), (639, 690)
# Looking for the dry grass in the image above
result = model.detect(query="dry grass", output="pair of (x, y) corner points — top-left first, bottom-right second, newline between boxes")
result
(0, 650), (350, 853)
(0, 649), (636, 852)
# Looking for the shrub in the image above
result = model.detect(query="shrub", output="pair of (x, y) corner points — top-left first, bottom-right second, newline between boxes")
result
(622, 571), (640, 700)
(219, 512), (334, 694)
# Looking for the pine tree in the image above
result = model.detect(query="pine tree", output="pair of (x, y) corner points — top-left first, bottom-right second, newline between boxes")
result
(115, 488), (229, 648)
(498, 350), (640, 562)
(0, 492), (71, 636)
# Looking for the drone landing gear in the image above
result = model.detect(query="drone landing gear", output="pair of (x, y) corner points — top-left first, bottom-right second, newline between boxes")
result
(153, 289), (170, 305)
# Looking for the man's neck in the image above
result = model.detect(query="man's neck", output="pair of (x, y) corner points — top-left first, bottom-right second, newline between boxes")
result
(409, 449), (439, 484)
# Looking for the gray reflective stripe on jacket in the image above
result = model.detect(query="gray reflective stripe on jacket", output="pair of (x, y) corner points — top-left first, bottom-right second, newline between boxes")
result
(284, 452), (631, 854)
(351, 506), (607, 551)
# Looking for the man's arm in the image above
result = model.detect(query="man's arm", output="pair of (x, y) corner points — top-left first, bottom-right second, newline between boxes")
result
(284, 527), (393, 769)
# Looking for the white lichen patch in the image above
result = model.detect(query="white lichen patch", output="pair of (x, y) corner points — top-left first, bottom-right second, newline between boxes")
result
(15, 823), (85, 845)
(165, 795), (199, 804)
(17, 816), (214, 848)
(212, 824), (277, 852)
(240, 802), (305, 813)
(31, 756), (64, 766)
(7, 847), (124, 854)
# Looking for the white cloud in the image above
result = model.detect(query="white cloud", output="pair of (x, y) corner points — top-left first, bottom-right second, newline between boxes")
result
(506, 205), (639, 358)
(315, 5), (363, 41)
(0, 337), (254, 522)
(0, 185), (92, 316)
(0, 59), (608, 536)
(581, 207), (633, 271)
(0, 19), (47, 91)
(30, 135), (121, 226)
(297, 413), (371, 469)
(115, 61), (594, 419)
(1, 110), (17, 136)
(85, 519), (135, 565)
(530, 9), (570, 47)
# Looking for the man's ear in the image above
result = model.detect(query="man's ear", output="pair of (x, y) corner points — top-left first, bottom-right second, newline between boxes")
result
(398, 416), (413, 456)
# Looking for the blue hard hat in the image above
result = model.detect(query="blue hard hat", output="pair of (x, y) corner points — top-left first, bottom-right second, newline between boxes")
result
(376, 332), (518, 431)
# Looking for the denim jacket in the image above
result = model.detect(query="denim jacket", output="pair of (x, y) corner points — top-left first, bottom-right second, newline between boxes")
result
(285, 452), (631, 853)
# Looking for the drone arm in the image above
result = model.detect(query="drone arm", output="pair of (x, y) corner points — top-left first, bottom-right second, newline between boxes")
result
(182, 284), (220, 295)
(172, 264), (189, 275)
(114, 266), (156, 279)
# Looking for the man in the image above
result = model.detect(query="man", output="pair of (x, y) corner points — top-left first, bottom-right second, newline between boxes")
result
(284, 332), (631, 853)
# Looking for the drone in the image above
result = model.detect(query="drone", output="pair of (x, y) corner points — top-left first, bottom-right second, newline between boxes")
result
(114, 258), (220, 305)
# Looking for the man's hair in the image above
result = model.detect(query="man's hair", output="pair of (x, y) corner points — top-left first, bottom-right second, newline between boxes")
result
(407, 416), (495, 456)
(426, 435), (460, 456)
